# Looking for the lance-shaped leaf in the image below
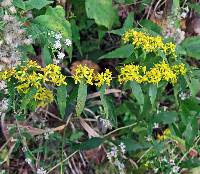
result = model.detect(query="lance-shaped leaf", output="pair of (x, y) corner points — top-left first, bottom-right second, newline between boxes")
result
(57, 85), (67, 119)
(76, 82), (87, 117)
(99, 84), (109, 119)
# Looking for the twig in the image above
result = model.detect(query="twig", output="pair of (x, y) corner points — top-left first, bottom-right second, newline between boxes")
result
(103, 122), (137, 138)
(46, 150), (79, 174)
(177, 135), (200, 165)
(87, 89), (121, 100)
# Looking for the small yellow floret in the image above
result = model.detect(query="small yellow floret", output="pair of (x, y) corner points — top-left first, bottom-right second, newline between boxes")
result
(95, 69), (112, 87)
(122, 29), (177, 58)
(157, 128), (171, 141)
(34, 87), (54, 107)
(118, 60), (186, 85)
(72, 64), (94, 85)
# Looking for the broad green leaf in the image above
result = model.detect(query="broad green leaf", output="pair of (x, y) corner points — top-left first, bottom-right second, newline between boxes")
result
(110, 12), (134, 36)
(140, 19), (162, 34)
(25, 0), (53, 10)
(99, 44), (134, 60)
(78, 137), (104, 150)
(85, 0), (117, 29)
(181, 36), (200, 60)
(12, 0), (26, 10)
(190, 78), (200, 96)
(185, 76), (200, 96)
(122, 139), (149, 152)
(13, 0), (53, 10)
(99, 85), (109, 119)
(184, 122), (194, 147)
(42, 44), (52, 65)
(34, 6), (72, 59)
(153, 112), (178, 124)
(149, 84), (157, 106)
(75, 82), (87, 116)
(130, 81), (144, 106)
(182, 159), (200, 169)
(57, 85), (67, 119)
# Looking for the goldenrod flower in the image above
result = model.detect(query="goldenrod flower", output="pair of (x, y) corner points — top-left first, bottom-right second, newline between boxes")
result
(95, 69), (112, 87)
(34, 87), (54, 107)
(118, 64), (143, 84)
(43, 64), (67, 86)
(118, 60), (186, 85)
(0, 69), (16, 81)
(72, 64), (94, 85)
(145, 60), (177, 84)
(122, 29), (177, 58)
(1, 60), (67, 108)
(171, 63), (187, 76)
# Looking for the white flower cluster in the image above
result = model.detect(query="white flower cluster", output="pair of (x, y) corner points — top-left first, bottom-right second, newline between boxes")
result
(48, 31), (72, 65)
(154, 157), (180, 174)
(99, 118), (112, 130)
(153, 123), (159, 129)
(37, 168), (47, 174)
(25, 158), (32, 165)
(179, 92), (192, 101)
(170, 159), (180, 173)
(106, 143), (126, 174)
(1, 0), (12, 8)
(44, 128), (54, 140)
(0, 13), (32, 71)
(0, 98), (8, 115)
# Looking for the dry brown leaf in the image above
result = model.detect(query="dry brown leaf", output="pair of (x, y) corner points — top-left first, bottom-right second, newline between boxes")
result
(79, 118), (100, 137)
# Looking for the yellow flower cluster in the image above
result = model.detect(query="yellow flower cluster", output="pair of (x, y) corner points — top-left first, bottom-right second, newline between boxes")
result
(157, 128), (171, 141)
(95, 69), (112, 88)
(0, 60), (66, 107)
(118, 60), (186, 84)
(122, 29), (177, 58)
(72, 64), (94, 85)
(72, 64), (112, 87)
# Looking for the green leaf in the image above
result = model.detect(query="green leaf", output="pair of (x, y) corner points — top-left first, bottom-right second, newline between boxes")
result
(140, 19), (162, 34)
(130, 81), (144, 106)
(71, 19), (82, 55)
(184, 117), (198, 147)
(115, 0), (135, 4)
(13, 0), (53, 10)
(190, 78), (200, 96)
(189, 3), (200, 15)
(42, 44), (52, 65)
(110, 12), (134, 36)
(78, 137), (104, 150)
(153, 112), (178, 124)
(20, 88), (37, 110)
(99, 85), (109, 119)
(57, 85), (67, 119)
(25, 0), (53, 10)
(75, 82), (87, 117)
(149, 84), (157, 106)
(70, 131), (84, 142)
(85, 0), (117, 29)
(34, 6), (72, 59)
(122, 139), (149, 152)
(184, 76), (200, 97)
(12, 0), (26, 10)
(99, 44), (134, 60)
(181, 36), (200, 59)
